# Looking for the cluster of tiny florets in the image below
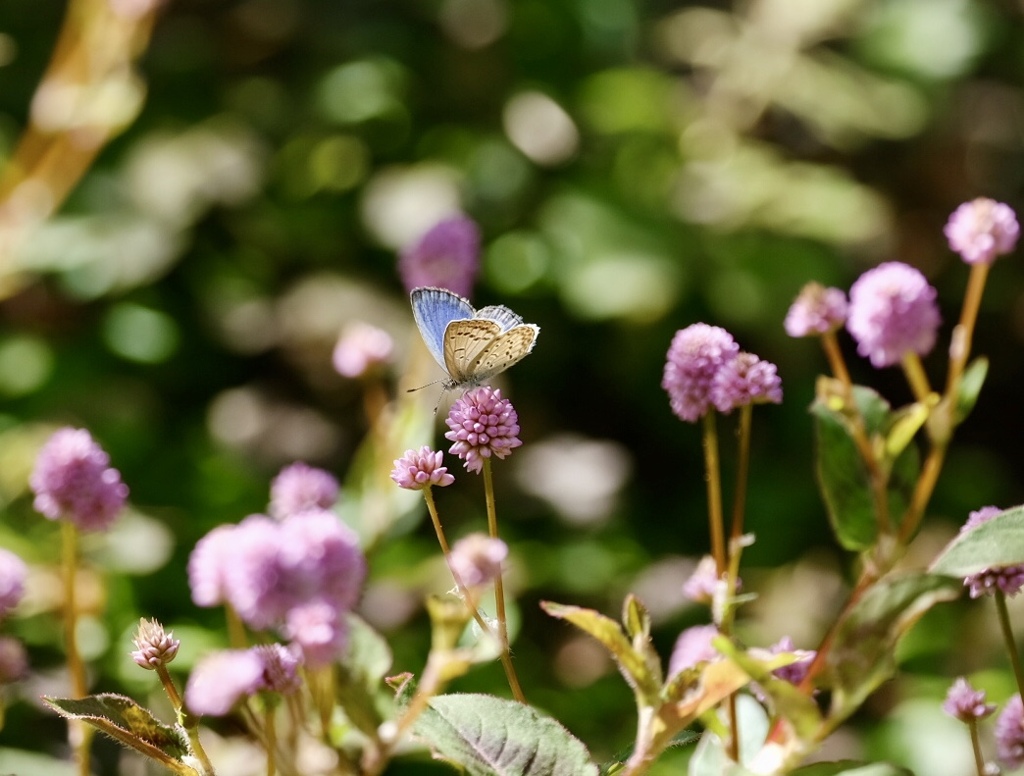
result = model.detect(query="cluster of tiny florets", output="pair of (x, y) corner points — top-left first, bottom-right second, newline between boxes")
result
(444, 387), (523, 474)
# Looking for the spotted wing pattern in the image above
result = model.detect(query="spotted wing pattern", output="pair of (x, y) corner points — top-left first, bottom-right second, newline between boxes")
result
(468, 324), (540, 383)
(443, 318), (505, 385)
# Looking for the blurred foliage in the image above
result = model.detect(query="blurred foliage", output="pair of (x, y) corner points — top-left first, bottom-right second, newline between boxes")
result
(2, 0), (1024, 772)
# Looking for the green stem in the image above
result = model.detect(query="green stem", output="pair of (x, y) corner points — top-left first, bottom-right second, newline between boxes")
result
(62, 521), (91, 776)
(265, 705), (276, 776)
(946, 262), (990, 400)
(729, 405), (752, 542)
(423, 486), (494, 640)
(994, 590), (1024, 700)
(482, 460), (526, 703)
(968, 719), (986, 776)
(701, 412), (726, 576)
(156, 664), (216, 776)
(901, 352), (932, 403)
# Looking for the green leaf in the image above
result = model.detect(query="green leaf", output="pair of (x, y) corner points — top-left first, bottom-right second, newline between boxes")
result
(822, 573), (961, 723)
(43, 694), (196, 775)
(954, 356), (988, 424)
(413, 693), (598, 776)
(541, 600), (660, 701)
(811, 384), (920, 550)
(337, 613), (395, 738)
(789, 761), (913, 775)
(930, 504), (1024, 577)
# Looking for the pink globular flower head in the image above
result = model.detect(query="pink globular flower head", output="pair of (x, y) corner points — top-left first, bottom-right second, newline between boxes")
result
(997, 695), (1024, 769)
(448, 533), (508, 588)
(662, 324), (740, 423)
(784, 282), (848, 337)
(29, 427), (128, 531)
(391, 446), (455, 490)
(710, 352), (782, 414)
(943, 677), (996, 722)
(332, 321), (394, 379)
(945, 198), (1019, 265)
(444, 386), (522, 474)
(284, 599), (348, 668)
(188, 523), (238, 608)
(0, 548), (26, 621)
(269, 462), (339, 520)
(398, 215), (481, 298)
(254, 643), (302, 694)
(185, 649), (266, 716)
(130, 618), (180, 670)
(960, 506), (1024, 598)
(846, 262), (941, 368)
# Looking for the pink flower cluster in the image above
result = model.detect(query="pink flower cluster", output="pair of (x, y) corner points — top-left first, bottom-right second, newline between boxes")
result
(185, 643), (301, 716)
(269, 462), (339, 520)
(398, 215), (481, 299)
(188, 509), (365, 667)
(29, 427), (128, 532)
(662, 324), (782, 423)
(959, 506), (1024, 599)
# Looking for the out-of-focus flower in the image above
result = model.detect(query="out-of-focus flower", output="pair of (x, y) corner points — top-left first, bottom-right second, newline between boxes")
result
(284, 599), (347, 669)
(996, 695), (1024, 769)
(662, 324), (739, 423)
(710, 352), (782, 413)
(185, 649), (266, 716)
(391, 447), (455, 490)
(0, 548), (26, 620)
(445, 387), (522, 474)
(681, 555), (739, 605)
(254, 643), (302, 694)
(269, 462), (339, 520)
(767, 636), (815, 686)
(960, 506), (1024, 598)
(332, 322), (394, 379)
(130, 618), (180, 670)
(398, 216), (481, 298)
(667, 624), (720, 677)
(448, 533), (508, 588)
(846, 262), (941, 368)
(29, 427), (128, 531)
(945, 198), (1019, 265)
(943, 677), (996, 722)
(0, 636), (28, 683)
(188, 524), (238, 608)
(190, 510), (365, 668)
(784, 283), (848, 337)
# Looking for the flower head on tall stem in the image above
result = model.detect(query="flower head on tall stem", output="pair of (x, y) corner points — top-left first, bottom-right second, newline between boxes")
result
(448, 533), (508, 589)
(333, 321), (394, 379)
(30, 427), (128, 531)
(846, 261), (941, 368)
(269, 462), (339, 519)
(961, 506), (1024, 598)
(943, 677), (996, 722)
(445, 387), (522, 474)
(391, 446), (455, 489)
(784, 283), (848, 337)
(662, 324), (739, 422)
(710, 352), (782, 413)
(398, 215), (481, 298)
(945, 198), (1019, 266)
(130, 618), (180, 670)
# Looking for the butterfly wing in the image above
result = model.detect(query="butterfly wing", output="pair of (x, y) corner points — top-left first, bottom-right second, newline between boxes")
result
(443, 318), (503, 385)
(466, 324), (540, 383)
(411, 287), (475, 370)
(475, 305), (524, 332)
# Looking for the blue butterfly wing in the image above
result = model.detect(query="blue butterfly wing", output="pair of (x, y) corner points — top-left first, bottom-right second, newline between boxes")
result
(475, 305), (524, 333)
(410, 287), (475, 370)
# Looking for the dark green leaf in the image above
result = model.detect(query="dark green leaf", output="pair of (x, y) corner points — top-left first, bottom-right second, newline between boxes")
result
(43, 694), (195, 774)
(822, 574), (961, 722)
(930, 504), (1024, 577)
(413, 693), (598, 776)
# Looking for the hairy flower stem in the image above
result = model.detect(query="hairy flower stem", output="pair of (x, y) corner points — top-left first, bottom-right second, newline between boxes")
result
(422, 486), (494, 639)
(482, 460), (526, 703)
(154, 663), (216, 775)
(701, 413), (727, 576)
(994, 591), (1024, 700)
(62, 522), (92, 776)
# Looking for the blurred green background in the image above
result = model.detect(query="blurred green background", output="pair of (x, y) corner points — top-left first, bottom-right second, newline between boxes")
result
(2, 0), (1024, 773)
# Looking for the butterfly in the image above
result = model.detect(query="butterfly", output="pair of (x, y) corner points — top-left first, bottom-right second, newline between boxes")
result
(410, 286), (539, 390)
